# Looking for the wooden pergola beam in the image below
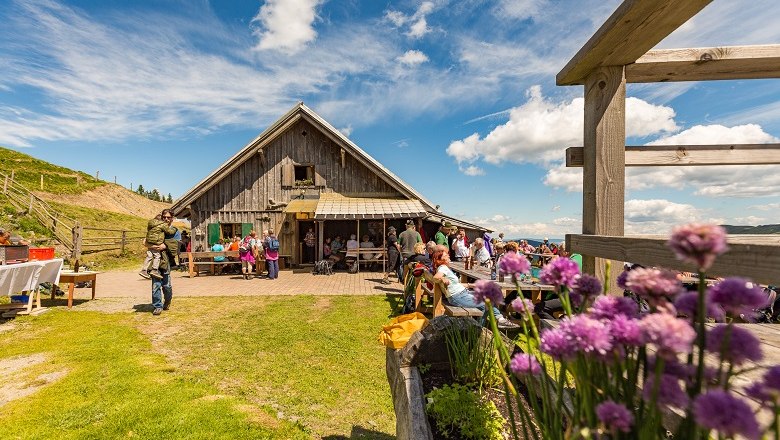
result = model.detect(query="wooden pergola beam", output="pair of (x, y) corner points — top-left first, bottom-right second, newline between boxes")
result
(557, 0), (713, 86)
(626, 45), (780, 83)
(566, 234), (780, 286)
(566, 144), (780, 167)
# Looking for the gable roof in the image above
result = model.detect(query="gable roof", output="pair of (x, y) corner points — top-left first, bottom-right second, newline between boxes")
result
(171, 102), (436, 216)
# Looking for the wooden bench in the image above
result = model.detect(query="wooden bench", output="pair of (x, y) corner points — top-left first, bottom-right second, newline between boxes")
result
(187, 251), (241, 277)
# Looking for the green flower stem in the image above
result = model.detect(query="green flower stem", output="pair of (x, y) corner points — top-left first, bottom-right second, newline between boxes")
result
(503, 380), (521, 440)
(694, 272), (708, 398)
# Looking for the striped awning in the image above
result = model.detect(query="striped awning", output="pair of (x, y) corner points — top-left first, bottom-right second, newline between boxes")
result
(314, 193), (427, 220)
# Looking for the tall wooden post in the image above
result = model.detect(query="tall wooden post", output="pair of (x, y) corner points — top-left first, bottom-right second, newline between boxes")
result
(582, 66), (626, 293)
(3, 175), (7, 194)
(72, 222), (83, 262)
(121, 230), (127, 254)
(40, 174), (44, 190)
(317, 220), (324, 260)
(29, 194), (34, 213)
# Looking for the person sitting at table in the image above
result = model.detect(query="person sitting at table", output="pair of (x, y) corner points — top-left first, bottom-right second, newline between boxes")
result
(519, 240), (535, 254)
(504, 241), (519, 254)
(323, 237), (333, 260)
(493, 242), (506, 273)
(405, 242), (431, 267)
(432, 250), (517, 329)
(472, 238), (492, 268)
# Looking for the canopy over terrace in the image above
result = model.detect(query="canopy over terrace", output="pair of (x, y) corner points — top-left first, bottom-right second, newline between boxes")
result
(313, 193), (427, 220)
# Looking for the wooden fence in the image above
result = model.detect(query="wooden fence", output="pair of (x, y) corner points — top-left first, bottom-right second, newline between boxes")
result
(2, 172), (140, 260)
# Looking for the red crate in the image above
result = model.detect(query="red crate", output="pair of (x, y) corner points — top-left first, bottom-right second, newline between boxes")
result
(28, 247), (55, 261)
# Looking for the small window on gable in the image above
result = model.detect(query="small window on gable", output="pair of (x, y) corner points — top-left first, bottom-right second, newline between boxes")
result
(294, 165), (314, 186)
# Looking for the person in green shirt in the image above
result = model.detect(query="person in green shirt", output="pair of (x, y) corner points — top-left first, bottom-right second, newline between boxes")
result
(434, 222), (451, 247)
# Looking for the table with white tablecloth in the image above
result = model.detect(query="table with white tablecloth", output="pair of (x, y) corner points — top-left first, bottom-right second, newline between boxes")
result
(0, 259), (64, 314)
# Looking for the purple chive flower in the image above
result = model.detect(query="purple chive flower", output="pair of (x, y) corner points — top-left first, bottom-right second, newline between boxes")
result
(568, 291), (583, 308)
(706, 325), (763, 366)
(673, 290), (725, 322)
(539, 257), (580, 289)
(509, 353), (541, 376)
(572, 274), (602, 298)
(668, 223), (729, 271)
(511, 297), (534, 315)
(643, 374), (689, 409)
(625, 268), (683, 305)
(693, 390), (760, 440)
(540, 328), (575, 360)
(708, 278), (767, 315)
(745, 382), (772, 404)
(499, 252), (531, 277)
(647, 356), (695, 381)
(472, 279), (504, 305)
(616, 270), (629, 290)
(589, 295), (639, 320)
(596, 400), (634, 433)
(610, 314), (644, 346)
(764, 366), (780, 391)
(559, 315), (613, 356)
(641, 311), (696, 359)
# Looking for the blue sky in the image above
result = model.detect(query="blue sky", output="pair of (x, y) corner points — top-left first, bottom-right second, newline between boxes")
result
(1, 0), (779, 239)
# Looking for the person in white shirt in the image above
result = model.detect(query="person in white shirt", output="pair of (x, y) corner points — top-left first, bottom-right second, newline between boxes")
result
(452, 231), (469, 261)
(346, 234), (359, 258)
(472, 238), (492, 268)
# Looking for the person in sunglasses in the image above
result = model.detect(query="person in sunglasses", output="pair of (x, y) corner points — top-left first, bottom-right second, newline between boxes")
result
(145, 209), (177, 315)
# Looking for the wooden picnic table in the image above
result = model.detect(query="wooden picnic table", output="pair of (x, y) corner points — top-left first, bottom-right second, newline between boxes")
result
(448, 261), (556, 299)
(58, 270), (97, 309)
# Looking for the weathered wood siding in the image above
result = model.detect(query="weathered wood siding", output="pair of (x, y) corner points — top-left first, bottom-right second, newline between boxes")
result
(190, 119), (405, 255)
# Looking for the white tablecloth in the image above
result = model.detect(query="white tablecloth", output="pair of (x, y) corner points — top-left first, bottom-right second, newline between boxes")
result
(0, 261), (43, 296)
(37, 259), (64, 285)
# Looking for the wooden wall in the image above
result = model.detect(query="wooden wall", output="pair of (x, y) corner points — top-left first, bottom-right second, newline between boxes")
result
(189, 119), (406, 257)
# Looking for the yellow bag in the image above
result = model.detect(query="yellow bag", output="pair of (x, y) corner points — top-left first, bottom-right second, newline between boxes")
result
(378, 312), (429, 349)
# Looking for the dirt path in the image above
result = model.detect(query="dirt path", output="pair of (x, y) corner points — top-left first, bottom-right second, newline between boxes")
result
(35, 184), (170, 218)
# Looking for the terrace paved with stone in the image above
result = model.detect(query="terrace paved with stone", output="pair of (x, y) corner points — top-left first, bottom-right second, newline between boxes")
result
(65, 268), (404, 307)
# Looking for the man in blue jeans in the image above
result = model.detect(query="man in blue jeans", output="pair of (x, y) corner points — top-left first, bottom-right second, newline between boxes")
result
(147, 209), (176, 315)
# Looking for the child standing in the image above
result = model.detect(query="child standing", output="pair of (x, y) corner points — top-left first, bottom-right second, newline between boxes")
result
(143, 214), (176, 279)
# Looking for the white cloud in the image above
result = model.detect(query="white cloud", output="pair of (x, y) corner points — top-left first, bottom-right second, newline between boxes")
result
(385, 1), (436, 39)
(0, 1), (397, 147)
(551, 205), (561, 212)
(624, 199), (725, 235)
(461, 165), (485, 176)
(397, 50), (429, 66)
(338, 125), (353, 137)
(251, 0), (323, 54)
(495, 0), (547, 21)
(543, 163), (582, 192)
(749, 203), (780, 212)
(552, 217), (579, 226)
(446, 86), (678, 171)
(647, 124), (777, 146)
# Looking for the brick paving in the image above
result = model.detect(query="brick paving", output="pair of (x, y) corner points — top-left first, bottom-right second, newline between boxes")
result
(66, 269), (404, 305)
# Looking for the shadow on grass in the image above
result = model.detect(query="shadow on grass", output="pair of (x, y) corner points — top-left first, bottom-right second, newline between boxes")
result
(132, 303), (156, 313)
(383, 292), (404, 317)
(322, 425), (394, 440)
(39, 298), (91, 308)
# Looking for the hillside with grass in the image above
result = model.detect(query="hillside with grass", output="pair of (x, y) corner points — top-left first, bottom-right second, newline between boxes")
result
(1, 146), (173, 270)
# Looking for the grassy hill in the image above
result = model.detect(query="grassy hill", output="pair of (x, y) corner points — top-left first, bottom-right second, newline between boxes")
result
(1, 146), (169, 270)
(722, 224), (780, 234)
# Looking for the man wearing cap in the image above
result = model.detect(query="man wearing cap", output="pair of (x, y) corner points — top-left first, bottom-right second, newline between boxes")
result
(434, 222), (450, 247)
(399, 220), (422, 260)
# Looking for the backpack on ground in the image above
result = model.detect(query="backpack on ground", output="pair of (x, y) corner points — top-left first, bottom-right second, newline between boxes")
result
(267, 237), (280, 252)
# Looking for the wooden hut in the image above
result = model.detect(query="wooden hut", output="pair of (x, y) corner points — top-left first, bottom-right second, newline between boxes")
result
(171, 102), (488, 266)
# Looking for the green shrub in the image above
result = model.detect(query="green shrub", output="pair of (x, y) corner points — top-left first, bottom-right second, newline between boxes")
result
(426, 384), (505, 440)
(444, 324), (501, 390)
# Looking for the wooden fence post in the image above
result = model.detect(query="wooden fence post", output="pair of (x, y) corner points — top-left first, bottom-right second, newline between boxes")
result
(40, 174), (44, 190)
(121, 231), (127, 254)
(3, 175), (7, 194)
(72, 222), (83, 261)
(29, 194), (34, 213)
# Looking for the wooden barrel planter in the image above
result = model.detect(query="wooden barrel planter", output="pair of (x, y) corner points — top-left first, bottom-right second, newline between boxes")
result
(385, 316), (517, 440)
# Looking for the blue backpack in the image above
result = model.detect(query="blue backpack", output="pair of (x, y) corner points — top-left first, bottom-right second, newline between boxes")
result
(267, 237), (280, 252)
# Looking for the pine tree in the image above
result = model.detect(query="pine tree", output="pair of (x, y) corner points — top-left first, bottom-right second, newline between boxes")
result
(151, 189), (161, 201)
(136, 184), (145, 195)
(166, 193), (173, 203)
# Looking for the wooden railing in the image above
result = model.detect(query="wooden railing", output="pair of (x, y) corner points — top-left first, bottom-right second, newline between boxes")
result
(1, 172), (140, 260)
